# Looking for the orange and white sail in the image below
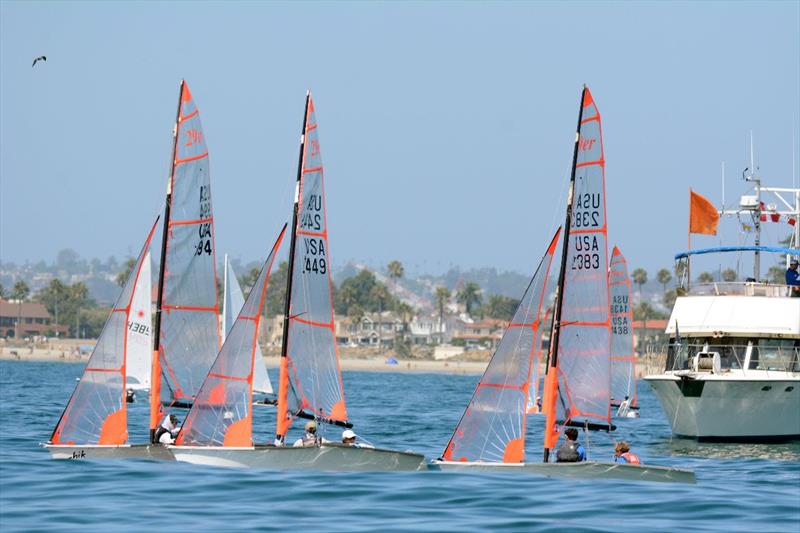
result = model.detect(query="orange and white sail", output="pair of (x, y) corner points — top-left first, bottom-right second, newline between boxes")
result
(125, 253), (152, 390)
(50, 220), (159, 445)
(155, 81), (221, 409)
(551, 86), (612, 430)
(442, 229), (560, 463)
(526, 307), (551, 415)
(609, 245), (636, 408)
(176, 227), (286, 447)
(278, 93), (348, 436)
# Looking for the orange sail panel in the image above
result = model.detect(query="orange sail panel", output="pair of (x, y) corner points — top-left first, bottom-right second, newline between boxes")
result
(284, 95), (348, 423)
(50, 220), (159, 445)
(442, 228), (560, 463)
(158, 82), (221, 406)
(555, 86), (612, 428)
(609, 246), (636, 407)
(176, 226), (286, 447)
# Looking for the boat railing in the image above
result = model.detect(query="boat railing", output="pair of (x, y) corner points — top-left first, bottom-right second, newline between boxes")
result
(646, 342), (800, 374)
(682, 281), (792, 298)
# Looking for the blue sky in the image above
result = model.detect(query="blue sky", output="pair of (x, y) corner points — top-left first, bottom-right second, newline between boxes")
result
(1, 1), (798, 277)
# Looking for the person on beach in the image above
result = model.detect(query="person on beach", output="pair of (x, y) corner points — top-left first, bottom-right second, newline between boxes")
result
(555, 428), (586, 462)
(341, 429), (374, 448)
(154, 414), (180, 444)
(614, 441), (641, 464)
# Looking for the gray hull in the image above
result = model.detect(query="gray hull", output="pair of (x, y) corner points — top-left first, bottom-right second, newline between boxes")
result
(43, 443), (175, 461)
(171, 443), (426, 471)
(430, 460), (696, 484)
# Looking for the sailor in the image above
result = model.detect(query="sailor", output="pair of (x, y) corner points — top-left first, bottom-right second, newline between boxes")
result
(614, 441), (641, 464)
(154, 414), (180, 445)
(126, 388), (136, 403)
(293, 420), (322, 447)
(341, 429), (374, 448)
(616, 396), (639, 418)
(555, 428), (586, 462)
(786, 258), (800, 297)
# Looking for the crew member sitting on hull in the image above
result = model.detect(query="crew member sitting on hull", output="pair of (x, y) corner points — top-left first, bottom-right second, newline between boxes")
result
(154, 414), (180, 444)
(293, 421), (329, 447)
(786, 258), (800, 297)
(341, 429), (374, 448)
(616, 396), (639, 418)
(614, 441), (641, 464)
(555, 428), (586, 462)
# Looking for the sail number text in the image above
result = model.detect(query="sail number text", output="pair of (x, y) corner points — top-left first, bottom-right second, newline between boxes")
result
(572, 193), (601, 228)
(571, 235), (600, 270)
(196, 185), (213, 256)
(610, 295), (630, 334)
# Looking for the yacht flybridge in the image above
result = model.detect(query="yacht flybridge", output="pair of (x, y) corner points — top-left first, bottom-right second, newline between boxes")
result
(646, 179), (800, 442)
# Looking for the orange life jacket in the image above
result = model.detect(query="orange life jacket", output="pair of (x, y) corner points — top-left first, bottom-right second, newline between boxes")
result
(621, 452), (641, 464)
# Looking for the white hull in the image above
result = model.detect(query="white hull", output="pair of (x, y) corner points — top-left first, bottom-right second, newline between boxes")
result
(43, 443), (175, 461)
(646, 373), (800, 440)
(171, 443), (426, 471)
(430, 460), (695, 484)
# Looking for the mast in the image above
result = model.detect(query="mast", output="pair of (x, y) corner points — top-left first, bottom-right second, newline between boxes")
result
(150, 80), (184, 443)
(542, 86), (587, 463)
(275, 91), (311, 443)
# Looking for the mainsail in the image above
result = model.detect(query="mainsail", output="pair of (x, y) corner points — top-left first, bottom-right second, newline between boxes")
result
(50, 220), (159, 445)
(277, 93), (348, 436)
(154, 81), (221, 410)
(551, 86), (612, 429)
(609, 245), (636, 407)
(442, 229), (560, 463)
(125, 253), (152, 391)
(222, 255), (273, 394)
(176, 227), (286, 447)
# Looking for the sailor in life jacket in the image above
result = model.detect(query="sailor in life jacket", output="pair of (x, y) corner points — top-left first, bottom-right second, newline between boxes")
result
(154, 414), (180, 445)
(293, 420), (328, 447)
(614, 441), (641, 464)
(555, 428), (586, 462)
(341, 429), (374, 449)
(616, 396), (640, 418)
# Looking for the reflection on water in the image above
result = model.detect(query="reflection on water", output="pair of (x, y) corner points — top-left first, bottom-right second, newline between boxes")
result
(664, 438), (800, 462)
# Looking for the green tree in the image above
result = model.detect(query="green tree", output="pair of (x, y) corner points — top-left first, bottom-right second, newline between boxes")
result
(264, 261), (289, 318)
(634, 301), (653, 354)
(663, 289), (677, 309)
(434, 286), (451, 338)
(387, 260), (404, 295)
(0, 283), (6, 299)
(482, 294), (520, 321)
(721, 268), (737, 282)
(456, 282), (482, 316)
(334, 269), (397, 316)
(36, 280), (93, 337)
(370, 284), (391, 352)
(116, 257), (137, 287)
(656, 268), (672, 293)
(11, 281), (31, 338)
(766, 265), (784, 284)
(631, 268), (648, 295)
(697, 272), (714, 284)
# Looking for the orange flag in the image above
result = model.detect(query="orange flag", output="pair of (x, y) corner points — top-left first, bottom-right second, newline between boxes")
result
(689, 190), (719, 235)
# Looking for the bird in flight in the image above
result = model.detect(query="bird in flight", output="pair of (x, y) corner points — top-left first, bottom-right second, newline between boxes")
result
(32, 56), (46, 67)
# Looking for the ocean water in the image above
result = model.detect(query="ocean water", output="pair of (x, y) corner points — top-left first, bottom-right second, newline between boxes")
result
(1, 360), (798, 532)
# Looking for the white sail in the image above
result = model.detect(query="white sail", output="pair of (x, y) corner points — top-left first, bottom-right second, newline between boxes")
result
(125, 252), (152, 390)
(223, 255), (273, 394)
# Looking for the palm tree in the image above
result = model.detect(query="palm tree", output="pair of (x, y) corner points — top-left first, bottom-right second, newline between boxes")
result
(11, 281), (30, 339)
(697, 272), (714, 284)
(116, 257), (137, 287)
(656, 268), (672, 293)
(456, 282), (482, 317)
(0, 283), (6, 299)
(387, 260), (404, 296)
(634, 301), (653, 354)
(631, 268), (648, 296)
(434, 287), (451, 340)
(721, 268), (737, 282)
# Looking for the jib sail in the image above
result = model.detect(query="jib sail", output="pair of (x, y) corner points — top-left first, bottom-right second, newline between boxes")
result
(609, 246), (636, 407)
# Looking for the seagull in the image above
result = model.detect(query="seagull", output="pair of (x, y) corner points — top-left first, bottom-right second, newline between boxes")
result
(32, 56), (46, 67)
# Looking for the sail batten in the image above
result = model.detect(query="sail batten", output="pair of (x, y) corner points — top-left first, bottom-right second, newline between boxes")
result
(177, 227), (286, 447)
(51, 220), (159, 445)
(442, 229), (561, 463)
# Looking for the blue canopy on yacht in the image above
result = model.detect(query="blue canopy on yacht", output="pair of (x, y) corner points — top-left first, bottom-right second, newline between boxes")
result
(675, 246), (799, 260)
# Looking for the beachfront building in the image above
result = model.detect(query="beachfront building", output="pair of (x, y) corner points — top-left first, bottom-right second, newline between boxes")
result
(451, 318), (506, 350)
(335, 312), (403, 347)
(0, 299), (69, 338)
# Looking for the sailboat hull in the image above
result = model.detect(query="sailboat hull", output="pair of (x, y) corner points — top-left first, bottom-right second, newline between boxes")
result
(43, 444), (175, 461)
(430, 460), (695, 484)
(171, 443), (426, 471)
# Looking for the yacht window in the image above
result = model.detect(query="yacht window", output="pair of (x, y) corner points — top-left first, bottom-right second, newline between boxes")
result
(755, 339), (800, 372)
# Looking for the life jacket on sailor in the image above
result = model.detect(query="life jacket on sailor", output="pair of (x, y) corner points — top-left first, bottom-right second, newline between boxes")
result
(556, 441), (582, 462)
(620, 452), (641, 464)
(154, 414), (178, 444)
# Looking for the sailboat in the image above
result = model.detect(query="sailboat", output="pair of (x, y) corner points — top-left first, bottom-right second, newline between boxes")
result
(171, 92), (425, 471)
(44, 221), (172, 460)
(222, 254), (273, 396)
(124, 252), (152, 392)
(609, 246), (638, 417)
(148, 80), (222, 443)
(432, 86), (694, 483)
